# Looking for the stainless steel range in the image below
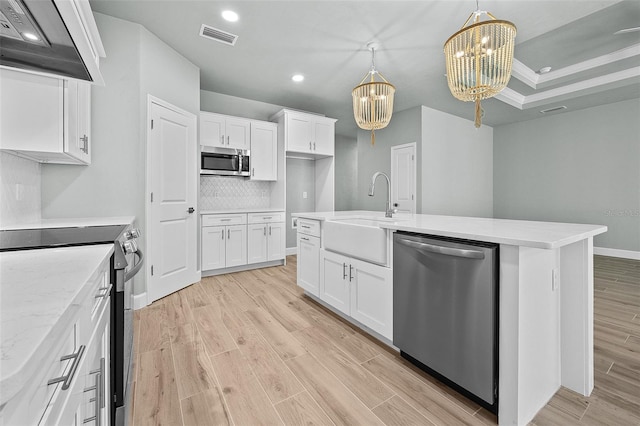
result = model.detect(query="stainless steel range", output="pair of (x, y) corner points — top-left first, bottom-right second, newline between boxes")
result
(0, 224), (143, 426)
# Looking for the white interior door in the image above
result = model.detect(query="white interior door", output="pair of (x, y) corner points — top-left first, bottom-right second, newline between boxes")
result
(391, 142), (416, 214)
(148, 97), (199, 302)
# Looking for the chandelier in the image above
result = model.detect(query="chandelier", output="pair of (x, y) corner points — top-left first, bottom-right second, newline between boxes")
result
(352, 42), (395, 145)
(444, 5), (516, 127)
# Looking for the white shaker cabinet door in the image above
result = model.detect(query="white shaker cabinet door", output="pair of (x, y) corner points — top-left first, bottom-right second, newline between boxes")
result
(267, 222), (286, 261)
(225, 225), (247, 267)
(64, 80), (91, 164)
(319, 249), (350, 315)
(312, 118), (335, 156)
(200, 113), (225, 147)
(202, 226), (226, 270)
(286, 113), (313, 152)
(225, 117), (250, 150)
(297, 233), (320, 296)
(349, 259), (393, 340)
(247, 223), (268, 264)
(250, 121), (277, 181)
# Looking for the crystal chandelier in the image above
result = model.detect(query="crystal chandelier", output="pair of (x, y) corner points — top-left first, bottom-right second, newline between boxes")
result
(352, 42), (395, 145)
(444, 5), (516, 127)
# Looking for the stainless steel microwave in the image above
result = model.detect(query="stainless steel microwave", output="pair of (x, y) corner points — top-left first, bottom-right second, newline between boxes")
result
(201, 146), (250, 176)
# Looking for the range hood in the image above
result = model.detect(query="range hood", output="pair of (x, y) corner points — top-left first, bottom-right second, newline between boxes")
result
(0, 0), (104, 83)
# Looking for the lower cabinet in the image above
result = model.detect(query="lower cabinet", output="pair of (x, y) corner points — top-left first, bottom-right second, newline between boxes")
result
(202, 224), (247, 269)
(202, 212), (284, 272)
(297, 232), (320, 296)
(319, 249), (393, 339)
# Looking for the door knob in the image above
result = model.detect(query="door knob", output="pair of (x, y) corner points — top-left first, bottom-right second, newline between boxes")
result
(188, 207), (195, 214)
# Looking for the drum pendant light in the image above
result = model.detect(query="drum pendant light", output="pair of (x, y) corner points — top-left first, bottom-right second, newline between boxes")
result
(352, 42), (395, 145)
(444, 4), (516, 128)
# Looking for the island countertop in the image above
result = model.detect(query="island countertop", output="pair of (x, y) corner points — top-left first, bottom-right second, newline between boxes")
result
(292, 210), (607, 249)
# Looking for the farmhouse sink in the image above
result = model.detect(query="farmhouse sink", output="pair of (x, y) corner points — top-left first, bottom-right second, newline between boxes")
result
(323, 216), (405, 265)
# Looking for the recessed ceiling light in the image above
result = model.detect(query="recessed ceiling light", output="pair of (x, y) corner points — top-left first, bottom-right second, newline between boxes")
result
(23, 32), (39, 41)
(292, 74), (304, 82)
(221, 10), (238, 22)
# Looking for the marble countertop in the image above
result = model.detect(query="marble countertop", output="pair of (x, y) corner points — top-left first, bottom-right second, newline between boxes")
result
(292, 210), (607, 249)
(201, 208), (285, 215)
(1, 216), (135, 230)
(0, 244), (114, 406)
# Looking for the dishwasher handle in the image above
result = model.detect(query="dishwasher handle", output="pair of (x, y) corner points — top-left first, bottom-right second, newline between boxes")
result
(397, 238), (485, 259)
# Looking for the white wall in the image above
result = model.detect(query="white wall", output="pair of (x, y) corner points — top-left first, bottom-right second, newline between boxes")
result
(421, 106), (494, 218)
(0, 152), (41, 227)
(41, 13), (200, 295)
(494, 99), (640, 253)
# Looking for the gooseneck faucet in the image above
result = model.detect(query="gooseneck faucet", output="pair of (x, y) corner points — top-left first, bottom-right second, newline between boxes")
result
(368, 171), (396, 218)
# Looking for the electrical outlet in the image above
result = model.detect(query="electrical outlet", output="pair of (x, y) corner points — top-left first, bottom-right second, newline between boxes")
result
(291, 217), (298, 229)
(303, 191), (308, 199)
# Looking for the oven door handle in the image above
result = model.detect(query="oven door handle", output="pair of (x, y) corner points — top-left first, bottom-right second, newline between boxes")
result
(124, 249), (144, 282)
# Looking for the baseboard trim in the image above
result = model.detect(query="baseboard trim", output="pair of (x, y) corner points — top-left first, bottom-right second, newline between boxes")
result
(202, 259), (285, 277)
(286, 247), (297, 256)
(133, 292), (148, 310)
(594, 246), (640, 260)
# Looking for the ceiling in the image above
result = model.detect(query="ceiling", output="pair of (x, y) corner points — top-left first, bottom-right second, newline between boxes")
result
(90, 0), (640, 137)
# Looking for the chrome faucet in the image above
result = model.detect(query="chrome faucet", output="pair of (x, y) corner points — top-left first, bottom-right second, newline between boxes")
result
(368, 171), (396, 218)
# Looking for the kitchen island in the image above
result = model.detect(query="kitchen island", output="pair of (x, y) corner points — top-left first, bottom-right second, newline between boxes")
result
(293, 210), (607, 426)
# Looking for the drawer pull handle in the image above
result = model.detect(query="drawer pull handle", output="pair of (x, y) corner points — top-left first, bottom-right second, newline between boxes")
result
(301, 225), (310, 229)
(263, 216), (272, 220)
(48, 345), (85, 390)
(300, 237), (309, 241)
(220, 219), (231, 222)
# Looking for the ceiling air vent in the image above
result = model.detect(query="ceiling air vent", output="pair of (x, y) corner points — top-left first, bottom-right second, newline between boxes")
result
(199, 24), (238, 46)
(540, 106), (567, 114)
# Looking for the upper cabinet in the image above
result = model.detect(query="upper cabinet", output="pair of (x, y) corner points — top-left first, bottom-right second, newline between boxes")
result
(0, 69), (92, 164)
(270, 109), (336, 158)
(250, 121), (277, 181)
(200, 112), (250, 150)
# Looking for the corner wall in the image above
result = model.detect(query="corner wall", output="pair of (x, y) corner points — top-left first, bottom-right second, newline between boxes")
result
(41, 13), (200, 295)
(494, 98), (640, 253)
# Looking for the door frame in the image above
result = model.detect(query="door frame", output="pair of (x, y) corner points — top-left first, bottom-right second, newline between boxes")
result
(390, 142), (417, 214)
(145, 95), (199, 305)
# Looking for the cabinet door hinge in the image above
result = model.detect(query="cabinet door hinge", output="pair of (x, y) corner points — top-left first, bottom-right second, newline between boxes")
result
(151, 119), (154, 129)
(411, 154), (415, 161)
(151, 265), (154, 276)
(412, 194), (414, 200)
(150, 192), (154, 202)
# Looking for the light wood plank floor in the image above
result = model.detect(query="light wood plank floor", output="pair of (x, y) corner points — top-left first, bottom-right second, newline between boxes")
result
(129, 255), (640, 425)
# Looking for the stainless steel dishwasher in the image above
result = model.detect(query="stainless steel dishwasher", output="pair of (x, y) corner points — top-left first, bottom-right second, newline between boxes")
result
(393, 231), (499, 413)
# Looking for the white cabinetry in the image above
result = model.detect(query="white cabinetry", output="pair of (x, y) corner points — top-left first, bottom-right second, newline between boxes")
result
(273, 109), (336, 157)
(250, 121), (277, 181)
(319, 248), (392, 339)
(36, 255), (111, 426)
(247, 212), (285, 264)
(0, 69), (92, 164)
(296, 219), (321, 296)
(200, 112), (250, 150)
(201, 214), (247, 270)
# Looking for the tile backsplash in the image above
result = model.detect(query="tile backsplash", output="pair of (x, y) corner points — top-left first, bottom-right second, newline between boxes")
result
(0, 152), (41, 227)
(200, 175), (271, 211)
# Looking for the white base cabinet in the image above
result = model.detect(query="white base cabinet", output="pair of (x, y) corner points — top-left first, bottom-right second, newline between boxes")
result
(202, 224), (247, 270)
(297, 233), (320, 296)
(247, 212), (285, 264)
(319, 249), (393, 340)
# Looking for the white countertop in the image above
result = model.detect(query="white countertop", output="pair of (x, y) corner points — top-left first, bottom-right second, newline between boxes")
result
(201, 208), (285, 215)
(292, 210), (607, 249)
(0, 245), (114, 406)
(1, 216), (135, 230)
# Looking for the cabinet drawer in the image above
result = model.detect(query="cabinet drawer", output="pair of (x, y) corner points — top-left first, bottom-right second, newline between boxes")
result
(298, 219), (320, 238)
(248, 212), (284, 224)
(202, 214), (247, 227)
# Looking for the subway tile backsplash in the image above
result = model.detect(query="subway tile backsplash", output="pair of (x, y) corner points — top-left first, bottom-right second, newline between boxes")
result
(200, 175), (271, 211)
(0, 152), (41, 227)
